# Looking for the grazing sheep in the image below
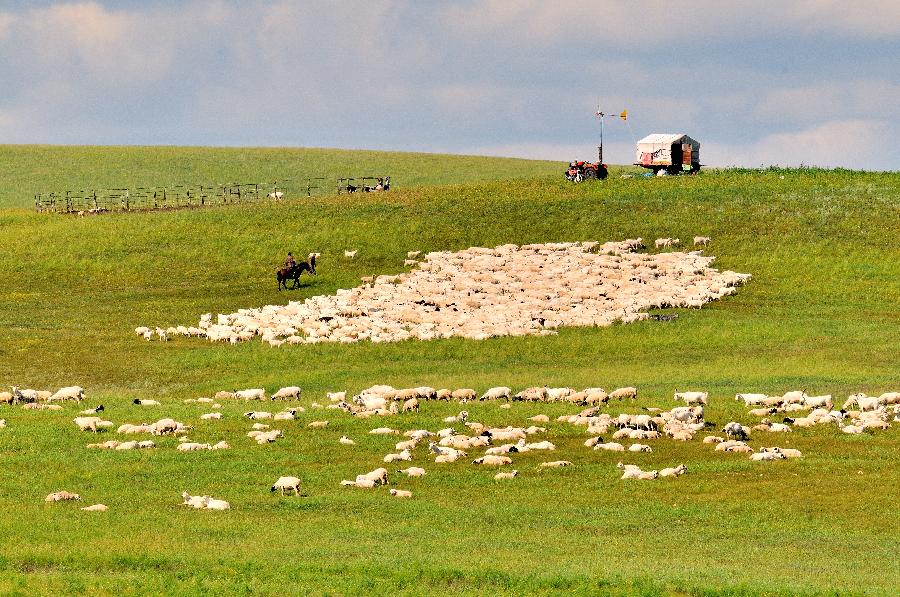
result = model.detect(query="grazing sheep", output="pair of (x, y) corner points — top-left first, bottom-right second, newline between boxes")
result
(49, 386), (85, 403)
(270, 476), (301, 496)
(398, 467), (426, 477)
(45, 491), (81, 502)
(609, 387), (637, 401)
(693, 236), (710, 247)
(402, 398), (419, 413)
(674, 391), (708, 405)
(494, 470), (519, 480)
(270, 386), (301, 400)
(344, 250), (358, 258)
(389, 488), (413, 498)
(722, 422), (749, 441)
(73, 416), (112, 433)
(736, 393), (768, 406)
(480, 387), (511, 401)
(327, 391), (346, 403)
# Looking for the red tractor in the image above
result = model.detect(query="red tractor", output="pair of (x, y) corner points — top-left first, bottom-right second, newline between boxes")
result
(565, 160), (608, 182)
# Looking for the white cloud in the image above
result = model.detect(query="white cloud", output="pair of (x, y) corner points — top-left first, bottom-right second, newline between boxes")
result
(704, 120), (892, 170)
(10, 2), (175, 87)
(0, 12), (11, 39)
(753, 80), (900, 124)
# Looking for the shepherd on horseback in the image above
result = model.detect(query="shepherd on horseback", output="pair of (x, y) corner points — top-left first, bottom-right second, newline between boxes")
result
(277, 252), (317, 290)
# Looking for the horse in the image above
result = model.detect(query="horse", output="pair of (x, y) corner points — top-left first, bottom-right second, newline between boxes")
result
(276, 253), (317, 290)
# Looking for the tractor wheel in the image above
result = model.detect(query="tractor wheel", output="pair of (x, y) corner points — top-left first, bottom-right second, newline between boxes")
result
(582, 168), (596, 180)
(597, 165), (609, 180)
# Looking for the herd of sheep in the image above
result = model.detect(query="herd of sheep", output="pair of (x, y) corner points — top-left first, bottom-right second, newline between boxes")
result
(4, 382), (897, 511)
(137, 239), (751, 346)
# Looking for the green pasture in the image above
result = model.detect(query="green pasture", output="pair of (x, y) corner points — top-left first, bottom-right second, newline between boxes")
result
(0, 146), (898, 595)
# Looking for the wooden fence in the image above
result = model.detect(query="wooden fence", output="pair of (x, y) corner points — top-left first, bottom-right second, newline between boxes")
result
(34, 175), (390, 214)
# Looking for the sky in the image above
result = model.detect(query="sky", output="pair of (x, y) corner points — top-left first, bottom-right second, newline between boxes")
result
(1, 0), (899, 169)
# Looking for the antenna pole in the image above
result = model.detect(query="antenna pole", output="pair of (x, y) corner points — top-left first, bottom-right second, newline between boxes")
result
(598, 114), (604, 163)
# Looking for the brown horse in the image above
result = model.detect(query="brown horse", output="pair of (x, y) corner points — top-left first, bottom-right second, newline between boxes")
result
(277, 253), (317, 290)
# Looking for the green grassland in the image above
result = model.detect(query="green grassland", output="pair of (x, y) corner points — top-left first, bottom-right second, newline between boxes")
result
(0, 146), (898, 595)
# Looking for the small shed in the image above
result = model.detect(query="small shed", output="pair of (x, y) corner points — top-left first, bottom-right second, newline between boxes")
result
(635, 133), (700, 173)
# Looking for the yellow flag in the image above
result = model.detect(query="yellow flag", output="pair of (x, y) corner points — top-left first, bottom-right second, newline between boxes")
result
(619, 110), (627, 121)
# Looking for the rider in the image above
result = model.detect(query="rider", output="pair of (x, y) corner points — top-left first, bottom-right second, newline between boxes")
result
(285, 252), (296, 269)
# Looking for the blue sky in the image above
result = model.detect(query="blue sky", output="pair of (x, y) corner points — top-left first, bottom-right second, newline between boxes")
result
(1, 1), (899, 169)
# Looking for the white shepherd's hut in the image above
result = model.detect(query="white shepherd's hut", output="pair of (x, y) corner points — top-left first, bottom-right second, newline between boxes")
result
(635, 133), (700, 174)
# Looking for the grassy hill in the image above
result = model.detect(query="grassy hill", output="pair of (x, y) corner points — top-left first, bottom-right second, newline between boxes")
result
(0, 145), (898, 595)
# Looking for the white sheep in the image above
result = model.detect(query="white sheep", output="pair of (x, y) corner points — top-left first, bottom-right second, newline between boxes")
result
(538, 460), (572, 468)
(384, 449), (413, 463)
(81, 504), (109, 512)
(659, 464), (687, 477)
(271, 386), (301, 400)
(594, 442), (625, 452)
(389, 488), (413, 498)
(339, 436), (355, 445)
(200, 413), (222, 420)
(674, 390), (708, 405)
(270, 476), (301, 496)
(480, 387), (511, 401)
(133, 399), (160, 406)
(49, 386), (85, 403)
(202, 496), (231, 510)
(693, 236), (710, 246)
(398, 467), (426, 477)
(235, 389), (266, 401)
(629, 443), (652, 452)
(494, 470), (519, 480)
(472, 455), (512, 466)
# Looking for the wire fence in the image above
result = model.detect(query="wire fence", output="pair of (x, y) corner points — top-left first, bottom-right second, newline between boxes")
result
(34, 175), (391, 214)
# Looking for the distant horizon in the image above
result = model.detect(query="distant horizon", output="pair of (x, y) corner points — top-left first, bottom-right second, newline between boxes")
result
(1, 2), (898, 170)
(4, 143), (896, 173)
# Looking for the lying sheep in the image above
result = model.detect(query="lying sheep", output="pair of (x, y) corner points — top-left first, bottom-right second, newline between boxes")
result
(308, 421), (329, 429)
(133, 399), (160, 406)
(750, 451), (787, 461)
(389, 488), (413, 498)
(46, 490), (81, 502)
(621, 467), (658, 480)
(594, 442), (625, 452)
(628, 443), (652, 452)
(539, 460), (572, 468)
(398, 467), (426, 477)
(358, 467), (389, 486)
(235, 388), (266, 401)
(659, 464), (687, 477)
(494, 470), (519, 480)
(270, 476), (301, 496)
(81, 504), (109, 512)
(473, 455), (512, 466)
(244, 411), (273, 420)
(200, 413), (222, 420)
(384, 449), (413, 463)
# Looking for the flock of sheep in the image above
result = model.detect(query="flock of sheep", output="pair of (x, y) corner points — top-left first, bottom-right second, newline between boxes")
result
(5, 381), (897, 510)
(138, 238), (751, 346)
